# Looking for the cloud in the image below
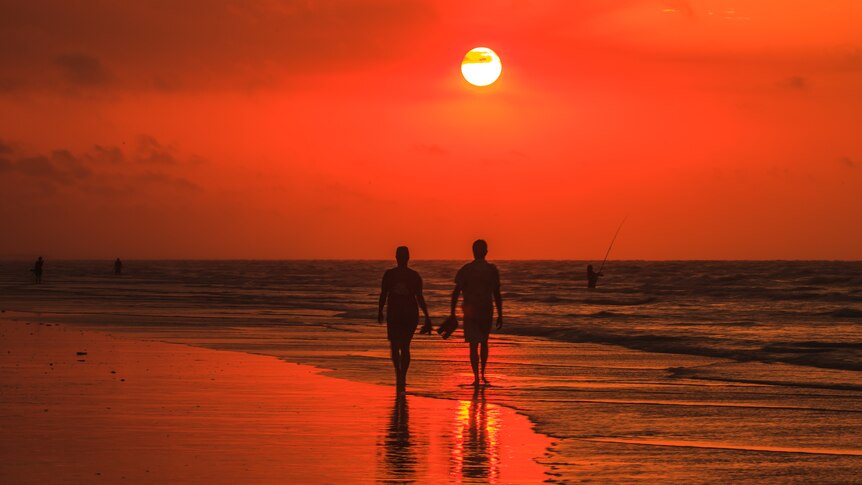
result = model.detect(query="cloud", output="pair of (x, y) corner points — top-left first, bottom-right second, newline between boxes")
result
(661, 0), (696, 18)
(54, 53), (110, 86)
(137, 171), (200, 191)
(0, 136), (202, 188)
(90, 145), (124, 164)
(414, 143), (448, 156)
(133, 135), (181, 165)
(781, 76), (808, 90)
(0, 149), (91, 184)
(0, 0), (435, 93)
(840, 156), (856, 168)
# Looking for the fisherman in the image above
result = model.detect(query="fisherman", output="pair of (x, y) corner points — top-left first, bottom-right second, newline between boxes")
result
(589, 216), (626, 289)
(114, 258), (123, 275)
(587, 264), (603, 289)
(32, 256), (44, 284)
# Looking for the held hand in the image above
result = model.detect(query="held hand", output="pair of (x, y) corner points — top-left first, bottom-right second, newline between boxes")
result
(496, 316), (503, 330)
(419, 316), (433, 335)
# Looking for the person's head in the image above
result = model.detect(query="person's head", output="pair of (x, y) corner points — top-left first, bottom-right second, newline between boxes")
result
(472, 239), (488, 260)
(395, 246), (410, 266)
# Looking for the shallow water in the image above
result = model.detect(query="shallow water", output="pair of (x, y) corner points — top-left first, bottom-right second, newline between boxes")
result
(2, 260), (861, 482)
(3, 260), (861, 373)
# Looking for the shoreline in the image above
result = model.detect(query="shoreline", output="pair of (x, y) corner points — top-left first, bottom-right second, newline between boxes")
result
(0, 317), (553, 484)
(4, 308), (862, 483)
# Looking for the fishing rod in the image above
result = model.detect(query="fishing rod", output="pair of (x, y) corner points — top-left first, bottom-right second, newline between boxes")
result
(598, 215), (627, 274)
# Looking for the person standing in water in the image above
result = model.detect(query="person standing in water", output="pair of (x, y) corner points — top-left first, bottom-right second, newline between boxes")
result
(587, 264), (603, 289)
(114, 258), (123, 275)
(31, 256), (44, 284)
(378, 246), (432, 392)
(450, 239), (503, 386)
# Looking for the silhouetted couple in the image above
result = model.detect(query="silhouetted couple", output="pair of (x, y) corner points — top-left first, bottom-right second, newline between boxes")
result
(378, 240), (503, 392)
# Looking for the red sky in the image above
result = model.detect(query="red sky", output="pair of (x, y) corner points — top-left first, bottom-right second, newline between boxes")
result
(1, 0), (860, 259)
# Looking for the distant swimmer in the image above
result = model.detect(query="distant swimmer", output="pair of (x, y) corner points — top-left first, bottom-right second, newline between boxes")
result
(377, 246), (432, 392)
(450, 239), (503, 386)
(114, 258), (123, 275)
(587, 264), (603, 288)
(31, 256), (44, 284)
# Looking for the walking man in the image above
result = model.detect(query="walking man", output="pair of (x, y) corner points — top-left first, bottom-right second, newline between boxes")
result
(450, 240), (503, 386)
(378, 246), (432, 392)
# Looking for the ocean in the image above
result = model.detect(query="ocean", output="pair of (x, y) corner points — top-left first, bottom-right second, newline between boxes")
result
(2, 260), (861, 481)
(3, 260), (861, 373)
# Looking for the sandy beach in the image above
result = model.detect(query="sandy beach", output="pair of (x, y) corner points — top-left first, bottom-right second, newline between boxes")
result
(0, 318), (551, 484)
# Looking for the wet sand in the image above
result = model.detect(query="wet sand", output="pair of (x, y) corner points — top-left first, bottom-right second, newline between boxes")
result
(4, 308), (862, 483)
(0, 318), (551, 484)
(82, 319), (862, 483)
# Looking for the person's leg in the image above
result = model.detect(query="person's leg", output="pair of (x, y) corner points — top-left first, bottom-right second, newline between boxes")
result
(389, 341), (401, 385)
(398, 342), (411, 387)
(469, 342), (480, 385)
(480, 340), (490, 384)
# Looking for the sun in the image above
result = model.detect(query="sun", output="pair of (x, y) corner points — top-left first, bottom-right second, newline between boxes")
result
(461, 47), (502, 87)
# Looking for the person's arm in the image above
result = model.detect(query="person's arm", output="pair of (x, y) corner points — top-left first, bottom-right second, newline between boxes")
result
(377, 273), (388, 323)
(493, 266), (503, 329)
(416, 276), (432, 325)
(450, 285), (461, 317)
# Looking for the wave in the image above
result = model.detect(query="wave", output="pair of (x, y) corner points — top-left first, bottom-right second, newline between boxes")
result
(581, 311), (650, 319)
(825, 308), (862, 318)
(669, 368), (862, 392)
(516, 295), (576, 303)
(801, 276), (858, 286)
(506, 324), (862, 372)
(334, 309), (374, 319)
(582, 297), (657, 306)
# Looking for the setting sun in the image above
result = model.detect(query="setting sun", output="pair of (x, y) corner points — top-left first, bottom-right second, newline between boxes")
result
(461, 47), (502, 87)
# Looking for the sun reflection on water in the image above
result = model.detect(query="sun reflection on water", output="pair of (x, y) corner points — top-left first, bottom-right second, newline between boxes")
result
(450, 386), (502, 483)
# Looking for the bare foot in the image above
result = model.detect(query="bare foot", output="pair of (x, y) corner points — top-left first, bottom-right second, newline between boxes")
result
(471, 379), (480, 387)
(481, 375), (491, 386)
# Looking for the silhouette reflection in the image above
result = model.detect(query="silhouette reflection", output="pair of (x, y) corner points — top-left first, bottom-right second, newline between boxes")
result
(451, 386), (501, 482)
(380, 394), (417, 480)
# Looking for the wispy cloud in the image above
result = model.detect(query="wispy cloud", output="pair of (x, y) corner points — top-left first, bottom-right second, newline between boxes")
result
(414, 143), (448, 156)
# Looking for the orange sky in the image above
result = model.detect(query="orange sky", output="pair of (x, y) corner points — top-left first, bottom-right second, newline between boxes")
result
(1, 1), (860, 259)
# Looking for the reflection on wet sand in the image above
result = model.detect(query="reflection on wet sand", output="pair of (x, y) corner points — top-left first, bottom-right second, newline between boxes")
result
(378, 387), (513, 484)
(451, 386), (502, 483)
(380, 394), (418, 480)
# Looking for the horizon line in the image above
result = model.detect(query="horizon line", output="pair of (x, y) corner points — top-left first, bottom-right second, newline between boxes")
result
(2, 258), (861, 263)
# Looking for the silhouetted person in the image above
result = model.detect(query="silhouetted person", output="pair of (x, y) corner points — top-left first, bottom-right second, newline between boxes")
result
(31, 256), (44, 284)
(378, 246), (432, 392)
(450, 239), (503, 386)
(587, 264), (603, 289)
(114, 258), (123, 275)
